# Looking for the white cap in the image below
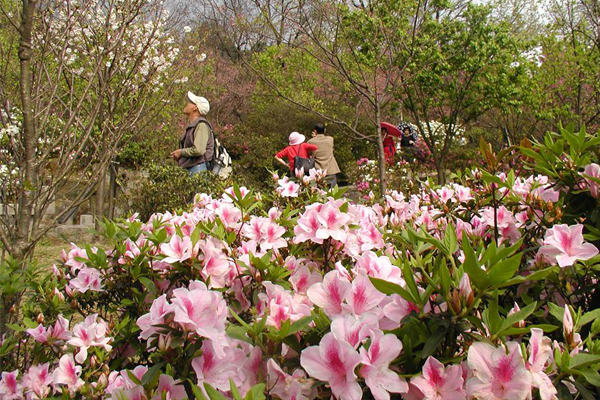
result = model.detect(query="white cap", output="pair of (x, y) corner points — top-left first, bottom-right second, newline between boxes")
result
(187, 91), (210, 115)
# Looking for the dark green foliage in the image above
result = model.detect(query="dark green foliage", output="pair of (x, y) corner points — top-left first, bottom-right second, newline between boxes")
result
(126, 164), (227, 220)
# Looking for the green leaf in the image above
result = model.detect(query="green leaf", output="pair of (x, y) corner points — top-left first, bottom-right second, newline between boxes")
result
(139, 277), (156, 298)
(420, 328), (446, 359)
(289, 316), (313, 336)
(579, 308), (600, 328)
(191, 383), (208, 400)
(499, 302), (537, 334)
(204, 383), (228, 400)
(141, 362), (163, 387)
(461, 235), (488, 290)
(497, 266), (557, 288)
(244, 383), (266, 400)
(572, 381), (596, 400)
(581, 369), (600, 387)
(439, 264), (451, 295)
(548, 303), (565, 323)
(569, 353), (600, 369)
(369, 277), (417, 304)
(226, 325), (252, 344)
(488, 253), (522, 286)
(6, 323), (26, 332)
(230, 379), (243, 400)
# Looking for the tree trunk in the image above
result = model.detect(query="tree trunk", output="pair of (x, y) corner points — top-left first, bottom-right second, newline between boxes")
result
(436, 158), (446, 185)
(2, 0), (38, 336)
(375, 108), (387, 196)
(107, 161), (118, 220)
(95, 169), (106, 231)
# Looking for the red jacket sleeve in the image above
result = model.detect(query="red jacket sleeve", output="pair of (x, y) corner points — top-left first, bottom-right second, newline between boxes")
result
(276, 147), (289, 158)
(305, 143), (318, 152)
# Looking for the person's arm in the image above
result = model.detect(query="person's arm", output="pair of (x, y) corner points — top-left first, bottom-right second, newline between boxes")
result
(306, 143), (318, 154)
(181, 123), (210, 157)
(275, 156), (289, 168)
(275, 148), (290, 168)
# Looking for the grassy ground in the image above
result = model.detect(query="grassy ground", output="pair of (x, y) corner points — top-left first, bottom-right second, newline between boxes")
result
(33, 235), (111, 270)
(33, 237), (73, 269)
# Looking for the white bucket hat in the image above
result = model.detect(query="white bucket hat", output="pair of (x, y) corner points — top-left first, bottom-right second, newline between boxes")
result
(288, 131), (305, 145)
(187, 91), (210, 115)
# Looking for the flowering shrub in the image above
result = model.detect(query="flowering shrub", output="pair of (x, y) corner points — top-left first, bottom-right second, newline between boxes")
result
(1, 126), (600, 399)
(349, 158), (425, 200)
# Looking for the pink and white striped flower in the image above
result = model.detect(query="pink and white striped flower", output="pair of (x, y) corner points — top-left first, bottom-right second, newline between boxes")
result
(410, 356), (465, 400)
(0, 370), (23, 399)
(539, 224), (599, 268)
(466, 341), (532, 400)
(53, 354), (84, 393)
(359, 329), (409, 400)
(300, 332), (363, 400)
(67, 314), (112, 364)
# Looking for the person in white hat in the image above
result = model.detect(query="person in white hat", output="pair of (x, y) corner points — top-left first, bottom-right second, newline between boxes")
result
(274, 131), (317, 173)
(171, 91), (214, 175)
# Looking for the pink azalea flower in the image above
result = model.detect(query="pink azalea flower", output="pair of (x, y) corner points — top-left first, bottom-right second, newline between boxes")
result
(300, 332), (363, 400)
(258, 282), (311, 329)
(64, 243), (89, 273)
(357, 223), (385, 251)
(26, 324), (49, 343)
(67, 313), (112, 363)
(581, 163), (600, 198)
(222, 186), (250, 202)
(160, 235), (193, 264)
(454, 184), (474, 202)
(384, 294), (429, 325)
(169, 281), (229, 356)
(539, 224), (599, 267)
(435, 187), (455, 203)
(191, 340), (246, 396)
(22, 363), (52, 399)
(359, 329), (408, 400)
(137, 294), (172, 340)
(481, 206), (521, 244)
(527, 328), (557, 400)
(260, 221), (287, 252)
(306, 270), (351, 317)
(198, 243), (232, 289)
(68, 266), (103, 293)
(294, 209), (324, 244)
(316, 202), (351, 242)
(410, 356), (465, 400)
(53, 354), (84, 393)
(0, 370), (23, 399)
(289, 264), (322, 294)
(277, 180), (300, 197)
(216, 202), (243, 230)
(266, 360), (316, 400)
(331, 313), (379, 349)
(343, 273), (386, 315)
(48, 315), (71, 342)
(152, 375), (188, 400)
(466, 341), (532, 400)
(353, 251), (404, 286)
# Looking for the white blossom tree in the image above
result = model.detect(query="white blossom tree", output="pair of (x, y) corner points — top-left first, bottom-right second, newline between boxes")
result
(0, 0), (185, 331)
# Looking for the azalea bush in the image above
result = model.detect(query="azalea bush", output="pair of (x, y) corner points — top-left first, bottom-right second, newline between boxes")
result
(1, 125), (600, 399)
(349, 158), (425, 200)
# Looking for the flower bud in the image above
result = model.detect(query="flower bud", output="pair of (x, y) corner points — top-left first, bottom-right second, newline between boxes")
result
(158, 334), (172, 351)
(52, 288), (65, 301)
(36, 313), (44, 324)
(508, 303), (525, 328)
(449, 289), (461, 315)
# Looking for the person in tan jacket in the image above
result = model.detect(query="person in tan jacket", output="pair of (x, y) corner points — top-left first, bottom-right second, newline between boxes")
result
(308, 123), (340, 188)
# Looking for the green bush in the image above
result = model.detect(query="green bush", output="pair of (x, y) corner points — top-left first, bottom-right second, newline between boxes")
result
(125, 163), (227, 220)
